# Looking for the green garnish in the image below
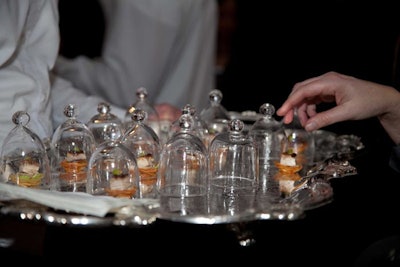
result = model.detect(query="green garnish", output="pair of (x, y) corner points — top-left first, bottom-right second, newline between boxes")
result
(72, 146), (82, 153)
(112, 169), (122, 176)
(18, 173), (43, 181)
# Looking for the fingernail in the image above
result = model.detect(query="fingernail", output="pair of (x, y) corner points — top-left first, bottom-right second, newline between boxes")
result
(305, 122), (316, 131)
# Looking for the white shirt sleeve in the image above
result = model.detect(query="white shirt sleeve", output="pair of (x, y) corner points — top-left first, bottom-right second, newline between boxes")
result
(0, 0), (59, 143)
(54, 0), (217, 112)
(50, 73), (127, 128)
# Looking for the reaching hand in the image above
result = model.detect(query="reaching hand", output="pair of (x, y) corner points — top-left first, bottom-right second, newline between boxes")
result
(276, 71), (400, 144)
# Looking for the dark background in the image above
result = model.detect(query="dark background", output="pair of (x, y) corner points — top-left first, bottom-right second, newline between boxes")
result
(219, 1), (400, 111)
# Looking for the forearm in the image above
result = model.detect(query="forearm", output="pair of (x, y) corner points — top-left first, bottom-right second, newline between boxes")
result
(378, 90), (400, 144)
(379, 111), (400, 145)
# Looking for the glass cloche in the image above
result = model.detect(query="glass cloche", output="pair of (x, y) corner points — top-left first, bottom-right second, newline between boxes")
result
(157, 114), (209, 216)
(87, 102), (124, 146)
(171, 104), (208, 145)
(0, 111), (51, 189)
(249, 103), (284, 164)
(51, 104), (96, 192)
(86, 140), (140, 199)
(124, 87), (164, 143)
(281, 109), (316, 170)
(248, 103), (285, 196)
(120, 108), (161, 198)
(208, 119), (258, 215)
(199, 89), (230, 148)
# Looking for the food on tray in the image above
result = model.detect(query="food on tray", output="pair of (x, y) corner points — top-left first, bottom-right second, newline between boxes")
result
(181, 153), (201, 184)
(137, 153), (158, 195)
(8, 157), (44, 188)
(137, 154), (156, 169)
(106, 168), (136, 198)
(59, 148), (88, 182)
(285, 131), (310, 166)
(274, 151), (306, 196)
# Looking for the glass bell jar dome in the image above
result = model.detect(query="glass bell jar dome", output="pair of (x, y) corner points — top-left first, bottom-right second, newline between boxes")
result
(87, 102), (124, 146)
(120, 108), (161, 198)
(199, 89), (230, 148)
(157, 114), (209, 216)
(87, 140), (140, 199)
(0, 111), (51, 189)
(124, 87), (165, 143)
(51, 104), (96, 192)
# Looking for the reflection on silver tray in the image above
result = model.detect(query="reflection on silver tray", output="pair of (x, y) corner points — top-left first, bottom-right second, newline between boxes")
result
(0, 130), (363, 226)
(0, 198), (160, 227)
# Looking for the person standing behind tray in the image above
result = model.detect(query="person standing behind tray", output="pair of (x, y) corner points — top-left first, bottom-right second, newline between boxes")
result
(0, 0), (127, 147)
(53, 0), (218, 121)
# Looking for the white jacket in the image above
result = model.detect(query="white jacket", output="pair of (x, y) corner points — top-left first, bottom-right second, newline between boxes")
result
(54, 0), (217, 112)
(0, 0), (58, 143)
(0, 0), (126, 146)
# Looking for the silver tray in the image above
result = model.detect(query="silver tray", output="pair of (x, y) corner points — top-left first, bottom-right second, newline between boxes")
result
(0, 130), (363, 226)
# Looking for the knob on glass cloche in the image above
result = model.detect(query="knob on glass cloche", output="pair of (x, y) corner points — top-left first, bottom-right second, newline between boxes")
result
(0, 111), (51, 189)
(51, 104), (96, 192)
